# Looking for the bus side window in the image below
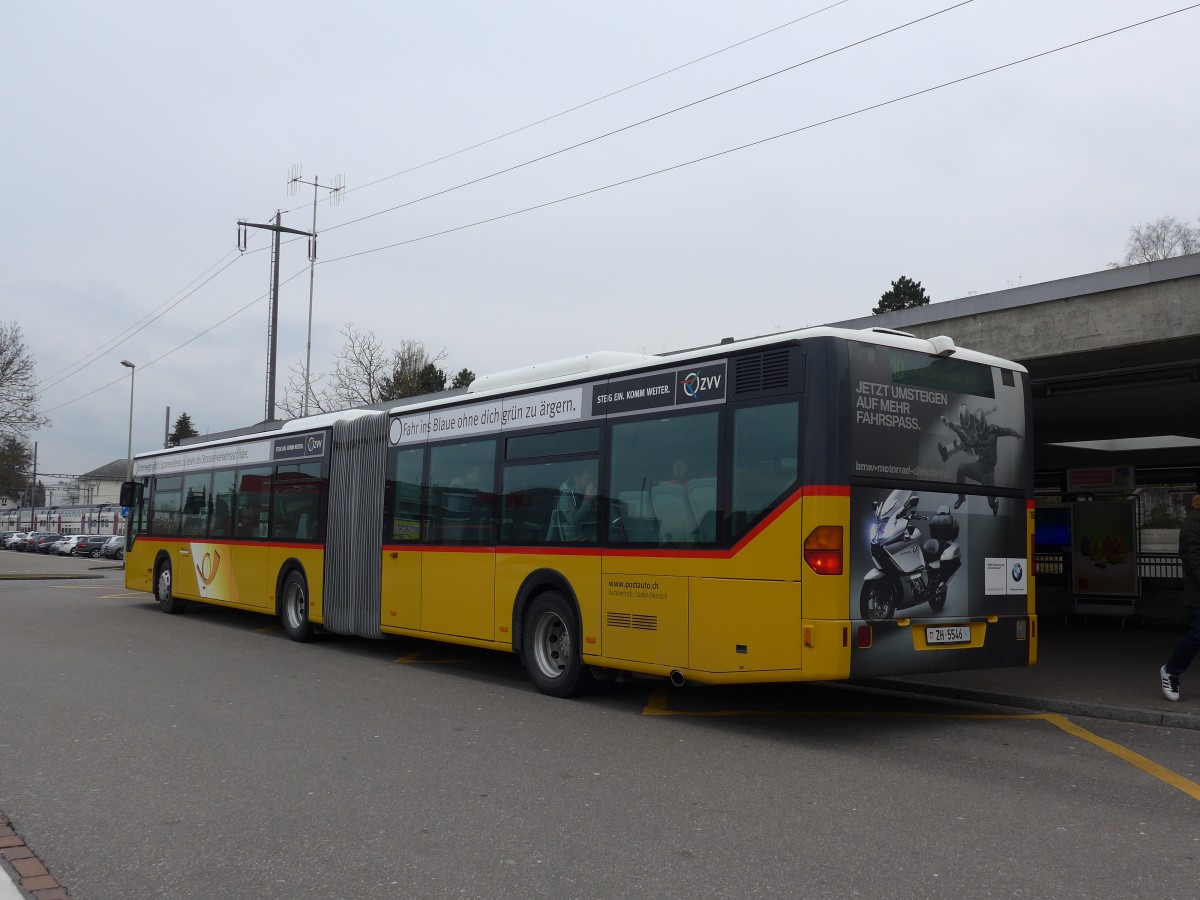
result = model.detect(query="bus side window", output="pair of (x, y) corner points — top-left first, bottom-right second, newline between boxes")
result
(181, 472), (212, 538)
(150, 475), (183, 535)
(272, 463), (325, 542)
(234, 466), (273, 540)
(385, 446), (427, 542)
(501, 459), (598, 545)
(428, 440), (496, 546)
(608, 412), (719, 547)
(210, 469), (236, 538)
(731, 402), (799, 539)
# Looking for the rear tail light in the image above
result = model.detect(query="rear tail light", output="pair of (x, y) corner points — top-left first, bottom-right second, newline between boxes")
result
(804, 525), (843, 575)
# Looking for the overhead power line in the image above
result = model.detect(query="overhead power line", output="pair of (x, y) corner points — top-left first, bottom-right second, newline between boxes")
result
(282, 0), (856, 214)
(323, 1), (974, 237)
(320, 3), (1200, 266)
(40, 4), (1198, 418)
(41, 267), (310, 416)
(37, 251), (244, 392)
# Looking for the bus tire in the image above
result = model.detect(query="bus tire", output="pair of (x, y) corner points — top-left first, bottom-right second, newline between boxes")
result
(279, 570), (314, 642)
(859, 579), (897, 622)
(155, 557), (185, 615)
(521, 591), (591, 698)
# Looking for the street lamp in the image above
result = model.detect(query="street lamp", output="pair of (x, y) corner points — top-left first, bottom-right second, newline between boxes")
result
(121, 360), (136, 481)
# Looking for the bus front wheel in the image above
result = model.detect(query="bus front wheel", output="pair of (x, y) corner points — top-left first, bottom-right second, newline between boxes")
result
(279, 570), (314, 642)
(155, 558), (185, 615)
(522, 591), (590, 698)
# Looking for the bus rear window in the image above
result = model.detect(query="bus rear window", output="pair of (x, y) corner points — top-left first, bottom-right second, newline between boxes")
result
(849, 343), (1028, 490)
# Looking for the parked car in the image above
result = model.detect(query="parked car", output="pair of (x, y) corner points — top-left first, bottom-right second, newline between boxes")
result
(29, 533), (64, 553)
(101, 535), (125, 560)
(0, 531), (20, 548)
(74, 535), (110, 558)
(11, 532), (39, 551)
(56, 535), (87, 556)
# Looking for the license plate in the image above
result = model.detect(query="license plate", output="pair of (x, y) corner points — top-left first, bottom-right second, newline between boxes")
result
(926, 625), (971, 645)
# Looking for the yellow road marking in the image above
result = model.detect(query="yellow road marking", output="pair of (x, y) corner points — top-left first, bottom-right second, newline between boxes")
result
(644, 689), (1200, 802)
(393, 651), (472, 665)
(1040, 713), (1200, 802)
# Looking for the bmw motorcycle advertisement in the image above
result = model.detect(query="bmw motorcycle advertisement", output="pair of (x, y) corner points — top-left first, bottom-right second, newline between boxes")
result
(846, 343), (1031, 675)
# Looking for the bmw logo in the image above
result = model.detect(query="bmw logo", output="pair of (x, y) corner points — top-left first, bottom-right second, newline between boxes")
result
(1011, 562), (1024, 583)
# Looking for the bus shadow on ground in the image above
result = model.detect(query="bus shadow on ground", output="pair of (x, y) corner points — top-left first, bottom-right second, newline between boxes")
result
(132, 599), (1020, 725)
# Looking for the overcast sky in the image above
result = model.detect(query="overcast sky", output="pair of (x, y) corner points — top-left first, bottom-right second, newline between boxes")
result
(5, 0), (1198, 483)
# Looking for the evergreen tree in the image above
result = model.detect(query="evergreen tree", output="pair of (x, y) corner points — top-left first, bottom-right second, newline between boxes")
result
(168, 412), (199, 447)
(873, 276), (931, 314)
(450, 368), (475, 389)
(0, 436), (32, 502)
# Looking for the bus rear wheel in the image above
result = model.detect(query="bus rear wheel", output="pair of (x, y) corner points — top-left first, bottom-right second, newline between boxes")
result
(522, 591), (590, 698)
(155, 558), (185, 615)
(279, 570), (313, 642)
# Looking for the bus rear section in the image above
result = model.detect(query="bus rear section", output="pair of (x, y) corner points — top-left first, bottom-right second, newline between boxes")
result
(835, 337), (1036, 678)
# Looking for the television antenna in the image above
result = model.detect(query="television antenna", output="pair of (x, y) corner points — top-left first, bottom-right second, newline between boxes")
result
(288, 164), (346, 416)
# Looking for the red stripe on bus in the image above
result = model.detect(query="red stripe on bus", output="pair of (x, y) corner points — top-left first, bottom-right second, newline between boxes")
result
(140, 483), (858, 561)
(801, 484), (852, 497)
(133, 537), (324, 551)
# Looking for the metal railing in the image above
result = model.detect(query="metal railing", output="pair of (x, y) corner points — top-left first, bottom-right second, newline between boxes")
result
(1034, 551), (1183, 585)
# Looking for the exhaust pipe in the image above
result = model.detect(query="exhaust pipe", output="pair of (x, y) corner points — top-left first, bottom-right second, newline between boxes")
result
(669, 670), (686, 687)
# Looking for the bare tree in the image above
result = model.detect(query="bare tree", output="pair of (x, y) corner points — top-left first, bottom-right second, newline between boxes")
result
(0, 321), (50, 441)
(1116, 215), (1200, 266)
(280, 325), (453, 416)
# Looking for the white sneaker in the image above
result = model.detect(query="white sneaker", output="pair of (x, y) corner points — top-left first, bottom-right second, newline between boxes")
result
(1160, 665), (1180, 702)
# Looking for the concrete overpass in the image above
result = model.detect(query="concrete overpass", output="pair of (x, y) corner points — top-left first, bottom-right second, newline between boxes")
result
(833, 253), (1200, 486)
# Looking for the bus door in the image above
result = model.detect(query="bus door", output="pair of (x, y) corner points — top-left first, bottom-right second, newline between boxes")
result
(421, 439), (497, 641)
(383, 446), (425, 630)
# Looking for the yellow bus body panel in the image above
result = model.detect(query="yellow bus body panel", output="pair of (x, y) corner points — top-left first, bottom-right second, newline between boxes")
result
(421, 549), (495, 641)
(688, 578), (801, 673)
(381, 548), (421, 630)
(495, 552), (600, 650)
(126, 538), (324, 617)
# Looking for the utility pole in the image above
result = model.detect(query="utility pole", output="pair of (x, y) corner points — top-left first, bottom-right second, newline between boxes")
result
(237, 212), (314, 422)
(28, 441), (37, 529)
(288, 165), (344, 417)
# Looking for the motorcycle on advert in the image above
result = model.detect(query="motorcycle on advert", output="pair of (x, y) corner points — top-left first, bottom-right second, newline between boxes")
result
(860, 489), (961, 621)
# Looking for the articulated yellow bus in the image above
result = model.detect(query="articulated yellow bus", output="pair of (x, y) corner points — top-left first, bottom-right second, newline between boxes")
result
(122, 326), (1036, 696)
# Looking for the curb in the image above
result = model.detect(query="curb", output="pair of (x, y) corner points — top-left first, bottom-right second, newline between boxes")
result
(862, 678), (1200, 730)
(0, 813), (68, 899)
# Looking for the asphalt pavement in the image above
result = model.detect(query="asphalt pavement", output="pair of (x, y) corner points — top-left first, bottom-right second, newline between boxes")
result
(879, 616), (1200, 730)
(1, 547), (1197, 732)
(1, 550), (1197, 899)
